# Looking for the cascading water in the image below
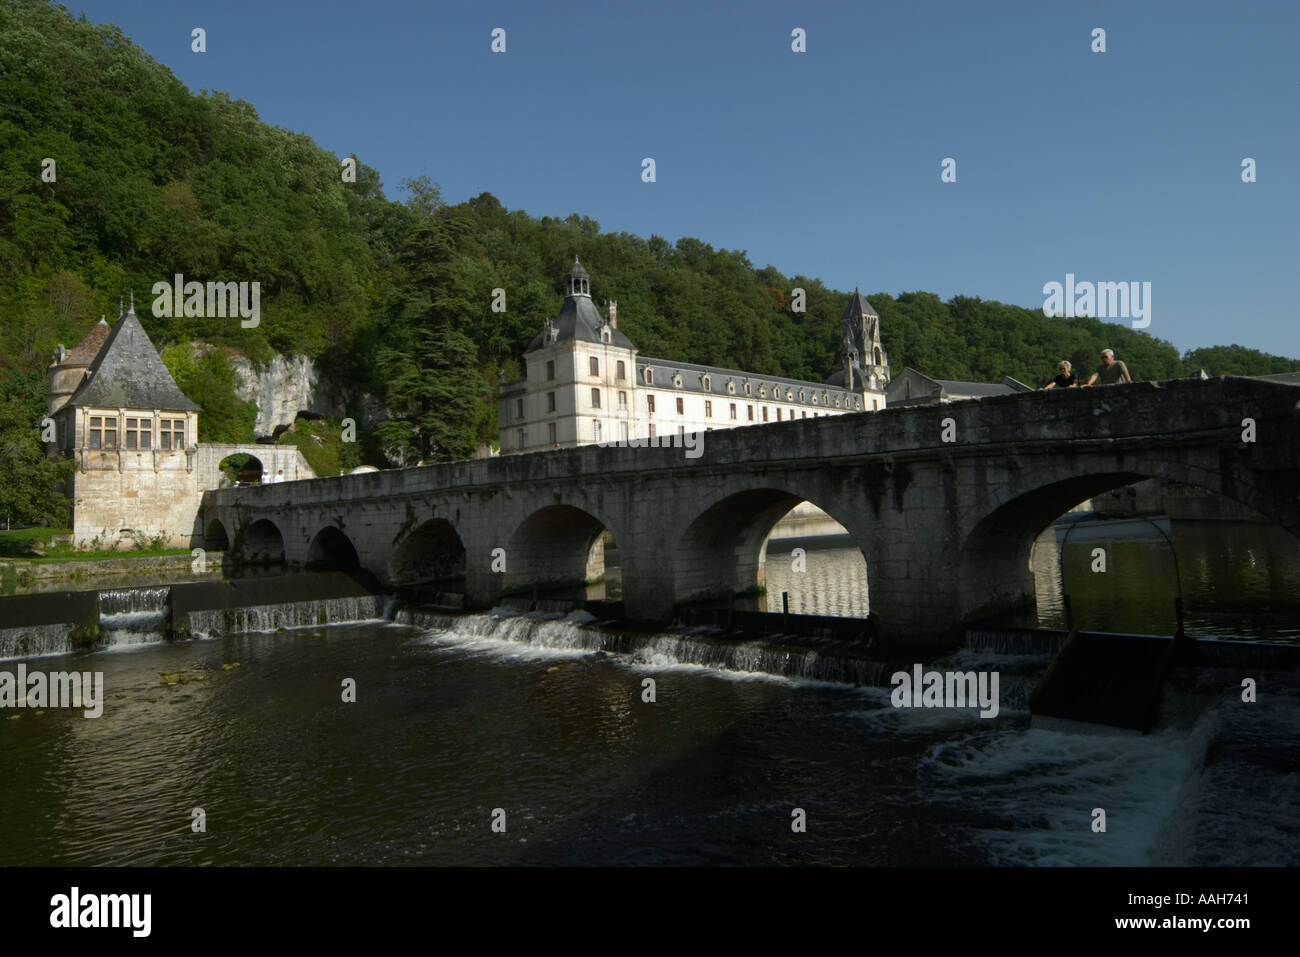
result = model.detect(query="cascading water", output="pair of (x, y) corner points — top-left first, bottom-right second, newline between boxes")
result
(396, 608), (892, 686)
(98, 586), (171, 647)
(0, 623), (78, 660)
(187, 595), (385, 638)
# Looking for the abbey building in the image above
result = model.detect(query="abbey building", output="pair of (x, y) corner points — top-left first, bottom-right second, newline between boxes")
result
(498, 260), (890, 452)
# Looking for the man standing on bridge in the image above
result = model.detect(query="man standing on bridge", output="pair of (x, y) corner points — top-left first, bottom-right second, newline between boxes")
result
(1084, 349), (1133, 386)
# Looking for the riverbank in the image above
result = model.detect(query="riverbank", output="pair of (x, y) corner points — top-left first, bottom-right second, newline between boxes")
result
(0, 551), (225, 595)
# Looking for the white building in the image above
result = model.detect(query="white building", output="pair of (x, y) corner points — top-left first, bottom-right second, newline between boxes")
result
(498, 259), (890, 452)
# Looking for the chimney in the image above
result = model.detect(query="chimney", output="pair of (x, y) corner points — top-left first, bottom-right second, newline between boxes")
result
(606, 300), (617, 329)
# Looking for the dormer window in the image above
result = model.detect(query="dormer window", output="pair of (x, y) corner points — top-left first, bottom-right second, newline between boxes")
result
(726, 380), (735, 394)
(798, 390), (805, 402)
(601, 327), (611, 344)
(702, 375), (711, 391)
(673, 374), (682, 388)
(644, 367), (654, 385)
(744, 381), (751, 396)
(758, 387), (766, 398)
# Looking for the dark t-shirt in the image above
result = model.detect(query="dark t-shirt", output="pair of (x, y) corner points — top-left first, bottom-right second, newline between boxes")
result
(1094, 360), (1129, 384)
(1051, 372), (1078, 388)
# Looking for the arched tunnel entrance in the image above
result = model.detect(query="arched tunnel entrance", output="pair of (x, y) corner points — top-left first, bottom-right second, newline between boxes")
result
(306, 526), (360, 571)
(675, 489), (868, 617)
(504, 505), (618, 603)
(219, 453), (263, 487)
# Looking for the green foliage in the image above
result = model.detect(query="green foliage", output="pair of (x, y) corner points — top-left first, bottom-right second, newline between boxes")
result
(161, 343), (256, 442)
(1181, 345), (1298, 377)
(0, 370), (76, 527)
(276, 416), (362, 477)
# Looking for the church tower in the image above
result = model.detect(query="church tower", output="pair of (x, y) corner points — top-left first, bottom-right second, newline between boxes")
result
(828, 288), (890, 394)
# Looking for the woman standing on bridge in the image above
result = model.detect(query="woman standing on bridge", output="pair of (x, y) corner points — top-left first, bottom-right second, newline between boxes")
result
(1041, 360), (1078, 390)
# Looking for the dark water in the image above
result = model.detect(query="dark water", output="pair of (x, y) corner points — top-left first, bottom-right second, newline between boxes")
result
(1, 610), (1297, 866)
(1, 518), (1296, 866)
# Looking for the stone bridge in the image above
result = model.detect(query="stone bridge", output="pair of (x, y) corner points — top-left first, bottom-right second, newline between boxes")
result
(199, 377), (1299, 649)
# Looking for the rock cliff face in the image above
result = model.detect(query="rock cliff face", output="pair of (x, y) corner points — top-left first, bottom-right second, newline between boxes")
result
(228, 354), (344, 438)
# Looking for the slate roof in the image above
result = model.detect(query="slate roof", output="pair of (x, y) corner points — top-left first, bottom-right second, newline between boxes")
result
(66, 308), (201, 412)
(526, 291), (635, 352)
(636, 355), (859, 404)
(885, 367), (1030, 405)
(841, 288), (879, 320)
(63, 317), (112, 366)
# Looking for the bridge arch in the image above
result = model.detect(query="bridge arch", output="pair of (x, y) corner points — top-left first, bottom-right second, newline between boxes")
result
(204, 518), (230, 550)
(389, 518), (466, 586)
(955, 455), (1295, 630)
(306, 525), (360, 570)
(673, 487), (868, 613)
(240, 518), (286, 564)
(504, 504), (620, 599)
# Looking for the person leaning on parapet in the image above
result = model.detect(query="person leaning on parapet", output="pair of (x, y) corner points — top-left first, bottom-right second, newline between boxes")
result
(1083, 349), (1133, 386)
(1041, 360), (1078, 390)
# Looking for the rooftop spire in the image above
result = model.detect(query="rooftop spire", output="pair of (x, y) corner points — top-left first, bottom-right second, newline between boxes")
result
(566, 256), (590, 298)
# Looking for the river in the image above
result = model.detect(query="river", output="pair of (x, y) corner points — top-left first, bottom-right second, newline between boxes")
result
(0, 518), (1296, 866)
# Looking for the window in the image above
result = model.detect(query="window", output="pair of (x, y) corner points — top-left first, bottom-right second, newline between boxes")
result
(747, 405), (754, 421)
(777, 409), (783, 421)
(811, 393), (818, 405)
(547, 392), (556, 412)
(729, 403), (737, 420)
(515, 399), (524, 420)
(727, 380), (735, 394)
(157, 418), (184, 450)
(517, 429), (526, 449)
(802, 411), (808, 419)
(672, 374), (682, 387)
(648, 424), (656, 439)
(97, 416), (117, 449)
(89, 416), (102, 449)
(702, 375), (711, 391)
(645, 368), (654, 384)
(126, 417), (151, 450)
(762, 407), (768, 422)
(872, 399), (878, 410)
(591, 388), (601, 408)
(590, 357), (599, 376)
(704, 400), (712, 417)
(675, 397), (684, 414)
(594, 420), (602, 443)
(799, 391), (806, 402)
(744, 382), (751, 396)
(618, 391), (627, 410)
(647, 394), (655, 414)
(759, 387), (767, 398)
(546, 360), (555, 380)
(616, 361), (626, 380)
(548, 422), (557, 445)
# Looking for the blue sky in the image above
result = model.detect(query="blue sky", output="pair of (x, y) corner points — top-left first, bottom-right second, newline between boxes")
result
(76, 0), (1299, 356)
